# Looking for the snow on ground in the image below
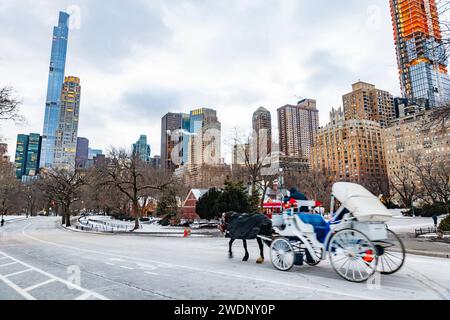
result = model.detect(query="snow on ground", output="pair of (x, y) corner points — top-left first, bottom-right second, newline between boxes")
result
(1, 215), (29, 222)
(387, 215), (446, 233)
(77, 216), (219, 236)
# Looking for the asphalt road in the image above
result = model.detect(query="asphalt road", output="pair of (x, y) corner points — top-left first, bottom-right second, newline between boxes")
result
(0, 217), (449, 300)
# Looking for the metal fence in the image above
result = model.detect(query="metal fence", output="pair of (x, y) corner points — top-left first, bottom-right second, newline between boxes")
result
(77, 217), (137, 233)
(415, 227), (437, 237)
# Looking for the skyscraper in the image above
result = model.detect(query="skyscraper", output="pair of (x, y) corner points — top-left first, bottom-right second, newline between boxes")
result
(132, 135), (151, 163)
(343, 81), (396, 128)
(15, 134), (29, 179)
(278, 99), (319, 160)
(312, 109), (388, 189)
(53, 76), (81, 171)
(187, 108), (221, 167)
(389, 0), (450, 107)
(75, 137), (89, 168)
(25, 133), (42, 177)
(40, 11), (70, 168)
(161, 113), (184, 170)
(252, 107), (272, 159)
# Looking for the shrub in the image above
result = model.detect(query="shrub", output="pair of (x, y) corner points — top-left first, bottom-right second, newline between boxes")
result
(405, 203), (449, 217)
(420, 203), (449, 217)
(439, 215), (450, 232)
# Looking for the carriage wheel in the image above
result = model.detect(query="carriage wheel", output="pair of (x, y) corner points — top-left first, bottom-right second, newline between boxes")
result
(375, 229), (406, 275)
(270, 238), (295, 272)
(305, 247), (322, 266)
(328, 229), (378, 283)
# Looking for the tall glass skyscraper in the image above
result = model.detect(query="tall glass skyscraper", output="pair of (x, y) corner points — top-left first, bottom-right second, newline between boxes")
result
(25, 133), (42, 177)
(40, 11), (70, 168)
(390, 0), (450, 107)
(53, 76), (81, 171)
(132, 135), (152, 163)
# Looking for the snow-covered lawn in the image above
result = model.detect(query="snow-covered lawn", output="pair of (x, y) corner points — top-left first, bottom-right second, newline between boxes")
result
(1, 215), (29, 222)
(76, 216), (220, 236)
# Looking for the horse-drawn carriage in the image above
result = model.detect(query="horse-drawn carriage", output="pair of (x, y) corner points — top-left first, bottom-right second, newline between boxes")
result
(258, 182), (406, 283)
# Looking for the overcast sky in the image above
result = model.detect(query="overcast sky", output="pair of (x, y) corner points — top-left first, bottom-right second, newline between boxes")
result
(0, 0), (412, 161)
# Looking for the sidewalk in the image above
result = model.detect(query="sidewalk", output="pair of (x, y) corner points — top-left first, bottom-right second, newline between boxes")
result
(398, 233), (450, 259)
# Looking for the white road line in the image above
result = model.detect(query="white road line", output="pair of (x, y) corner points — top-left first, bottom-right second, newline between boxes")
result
(24, 279), (57, 292)
(145, 271), (159, 276)
(75, 292), (92, 300)
(0, 250), (109, 300)
(0, 273), (36, 300)
(0, 262), (18, 268)
(21, 222), (379, 300)
(119, 266), (134, 270)
(104, 262), (115, 266)
(4, 269), (33, 278)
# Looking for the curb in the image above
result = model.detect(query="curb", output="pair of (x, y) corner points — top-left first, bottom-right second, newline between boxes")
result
(405, 249), (450, 259)
(60, 220), (217, 238)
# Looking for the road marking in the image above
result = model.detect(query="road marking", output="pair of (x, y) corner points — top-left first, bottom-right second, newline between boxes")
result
(21, 223), (379, 300)
(4, 269), (33, 278)
(24, 279), (57, 292)
(0, 250), (109, 300)
(145, 271), (159, 276)
(104, 262), (115, 266)
(0, 262), (18, 268)
(75, 292), (92, 300)
(0, 273), (36, 300)
(119, 266), (133, 270)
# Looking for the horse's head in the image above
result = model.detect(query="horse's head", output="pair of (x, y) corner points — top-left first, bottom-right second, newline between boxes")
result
(219, 212), (234, 233)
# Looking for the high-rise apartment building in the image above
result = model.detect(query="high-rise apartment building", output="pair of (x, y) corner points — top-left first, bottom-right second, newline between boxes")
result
(161, 113), (186, 170)
(75, 137), (89, 168)
(389, 0), (450, 107)
(252, 107), (272, 158)
(278, 99), (319, 159)
(187, 108), (221, 167)
(312, 108), (388, 188)
(132, 135), (151, 163)
(40, 12), (70, 168)
(384, 109), (449, 187)
(88, 148), (103, 160)
(342, 81), (396, 128)
(53, 76), (81, 171)
(15, 135), (29, 179)
(25, 134), (42, 177)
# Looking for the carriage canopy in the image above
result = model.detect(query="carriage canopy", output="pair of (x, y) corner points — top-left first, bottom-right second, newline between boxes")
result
(332, 182), (392, 222)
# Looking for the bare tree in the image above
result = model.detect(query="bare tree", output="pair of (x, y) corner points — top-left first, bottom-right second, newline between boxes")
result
(408, 153), (450, 210)
(0, 161), (21, 217)
(21, 180), (45, 217)
(39, 168), (86, 227)
(389, 165), (419, 209)
(97, 148), (173, 230)
(0, 87), (24, 123)
(231, 129), (277, 210)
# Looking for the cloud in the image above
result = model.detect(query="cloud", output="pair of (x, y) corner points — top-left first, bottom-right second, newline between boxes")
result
(1, 0), (401, 161)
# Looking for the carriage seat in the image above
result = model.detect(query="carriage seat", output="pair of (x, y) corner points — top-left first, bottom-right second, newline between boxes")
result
(297, 214), (330, 243)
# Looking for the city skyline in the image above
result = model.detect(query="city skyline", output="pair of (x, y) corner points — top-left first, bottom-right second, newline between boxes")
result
(1, 1), (449, 162)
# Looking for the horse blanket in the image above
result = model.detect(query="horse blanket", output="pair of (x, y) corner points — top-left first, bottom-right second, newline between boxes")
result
(226, 213), (272, 240)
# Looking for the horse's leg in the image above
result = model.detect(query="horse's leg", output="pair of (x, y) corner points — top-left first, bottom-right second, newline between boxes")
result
(256, 237), (265, 264)
(242, 240), (249, 262)
(229, 239), (235, 258)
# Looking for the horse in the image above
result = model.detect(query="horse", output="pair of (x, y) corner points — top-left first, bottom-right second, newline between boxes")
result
(219, 212), (272, 264)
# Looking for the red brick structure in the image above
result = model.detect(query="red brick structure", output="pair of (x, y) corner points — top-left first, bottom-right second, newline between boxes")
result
(181, 189), (208, 220)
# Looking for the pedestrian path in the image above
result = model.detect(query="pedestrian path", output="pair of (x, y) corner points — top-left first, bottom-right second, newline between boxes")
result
(0, 250), (108, 300)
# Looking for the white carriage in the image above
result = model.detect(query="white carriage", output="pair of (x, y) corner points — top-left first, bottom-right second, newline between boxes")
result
(261, 182), (406, 283)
